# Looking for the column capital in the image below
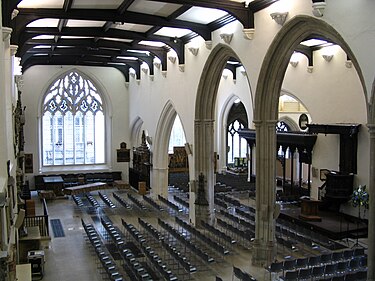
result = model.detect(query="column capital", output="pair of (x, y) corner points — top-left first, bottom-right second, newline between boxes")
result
(2, 27), (12, 41)
(10, 45), (18, 56)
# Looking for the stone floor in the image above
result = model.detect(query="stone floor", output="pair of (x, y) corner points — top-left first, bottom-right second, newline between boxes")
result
(26, 187), (367, 281)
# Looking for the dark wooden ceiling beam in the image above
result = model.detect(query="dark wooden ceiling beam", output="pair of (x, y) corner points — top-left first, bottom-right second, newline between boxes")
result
(63, 0), (74, 12)
(16, 8), (211, 40)
(2, 0), (22, 27)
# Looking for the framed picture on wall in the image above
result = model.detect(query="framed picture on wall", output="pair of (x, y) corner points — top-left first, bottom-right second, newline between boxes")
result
(25, 153), (33, 173)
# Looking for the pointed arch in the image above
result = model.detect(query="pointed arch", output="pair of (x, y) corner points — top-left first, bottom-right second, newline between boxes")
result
(252, 15), (367, 265)
(130, 116), (144, 148)
(152, 100), (189, 197)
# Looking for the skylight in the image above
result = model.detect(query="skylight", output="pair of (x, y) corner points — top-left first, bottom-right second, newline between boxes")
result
(27, 18), (59, 28)
(18, 0), (63, 9)
(32, 35), (55, 40)
(116, 56), (138, 60)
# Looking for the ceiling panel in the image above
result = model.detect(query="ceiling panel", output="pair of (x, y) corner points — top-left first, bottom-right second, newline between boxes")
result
(127, 0), (182, 17)
(32, 35), (55, 40)
(102, 38), (133, 43)
(66, 20), (106, 27)
(27, 19), (59, 28)
(154, 27), (192, 38)
(71, 0), (123, 9)
(113, 23), (153, 33)
(177, 7), (228, 25)
(18, 0), (64, 9)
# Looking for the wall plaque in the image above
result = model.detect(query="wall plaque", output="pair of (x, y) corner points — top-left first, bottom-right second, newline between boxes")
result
(117, 142), (130, 162)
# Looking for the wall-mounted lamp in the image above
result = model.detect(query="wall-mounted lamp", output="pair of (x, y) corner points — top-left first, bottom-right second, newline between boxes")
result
(188, 47), (199, 56)
(270, 12), (288, 26)
(168, 56), (177, 64)
(322, 54), (333, 62)
(312, 1), (326, 17)
(220, 33), (233, 44)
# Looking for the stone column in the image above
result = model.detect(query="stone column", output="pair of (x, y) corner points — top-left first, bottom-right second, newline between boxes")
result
(252, 120), (277, 266)
(194, 119), (215, 225)
(151, 167), (169, 199)
(367, 124), (375, 281)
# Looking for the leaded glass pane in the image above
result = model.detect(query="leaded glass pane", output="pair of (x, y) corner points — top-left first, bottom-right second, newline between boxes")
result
(42, 71), (105, 166)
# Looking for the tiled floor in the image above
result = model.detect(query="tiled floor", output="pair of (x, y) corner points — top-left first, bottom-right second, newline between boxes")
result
(28, 188), (367, 281)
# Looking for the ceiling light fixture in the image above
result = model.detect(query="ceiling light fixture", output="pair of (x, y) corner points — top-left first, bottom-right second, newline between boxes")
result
(220, 33), (233, 44)
(270, 12), (288, 26)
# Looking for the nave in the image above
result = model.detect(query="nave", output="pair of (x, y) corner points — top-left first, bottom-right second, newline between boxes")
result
(34, 186), (368, 281)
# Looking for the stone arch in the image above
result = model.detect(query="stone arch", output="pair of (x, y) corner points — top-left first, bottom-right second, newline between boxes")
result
(130, 116), (144, 148)
(278, 116), (299, 131)
(152, 100), (188, 198)
(218, 94), (241, 173)
(252, 15), (367, 265)
(194, 44), (245, 224)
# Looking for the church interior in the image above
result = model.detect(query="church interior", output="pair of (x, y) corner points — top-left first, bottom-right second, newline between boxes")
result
(0, 0), (374, 280)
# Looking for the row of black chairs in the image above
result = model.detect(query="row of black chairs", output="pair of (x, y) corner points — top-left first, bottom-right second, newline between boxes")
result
(280, 265), (367, 281)
(81, 219), (123, 281)
(235, 207), (255, 222)
(158, 218), (215, 263)
(113, 192), (131, 209)
(268, 248), (367, 278)
(86, 193), (100, 208)
(138, 218), (197, 274)
(214, 197), (229, 209)
(142, 195), (164, 212)
(219, 209), (255, 231)
(175, 217), (229, 256)
(200, 220), (236, 245)
(127, 193), (148, 211)
(215, 193), (241, 208)
(216, 218), (254, 243)
(72, 195), (84, 207)
(276, 225), (320, 252)
(99, 192), (116, 209)
(101, 218), (153, 281)
(122, 219), (178, 281)
(173, 195), (189, 209)
(158, 195), (183, 213)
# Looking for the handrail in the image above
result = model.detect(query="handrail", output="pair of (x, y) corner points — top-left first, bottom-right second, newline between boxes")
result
(22, 198), (49, 237)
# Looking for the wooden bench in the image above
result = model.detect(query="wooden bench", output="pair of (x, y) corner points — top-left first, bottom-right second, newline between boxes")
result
(63, 182), (109, 195)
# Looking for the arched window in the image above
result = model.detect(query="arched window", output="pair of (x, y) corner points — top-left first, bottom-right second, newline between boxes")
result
(168, 115), (186, 154)
(42, 71), (105, 166)
(276, 120), (291, 132)
(227, 120), (247, 166)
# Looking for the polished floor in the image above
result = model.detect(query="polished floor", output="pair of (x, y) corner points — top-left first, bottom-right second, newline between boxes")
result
(28, 187), (368, 281)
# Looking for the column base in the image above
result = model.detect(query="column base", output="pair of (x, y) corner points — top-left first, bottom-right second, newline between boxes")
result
(252, 239), (276, 267)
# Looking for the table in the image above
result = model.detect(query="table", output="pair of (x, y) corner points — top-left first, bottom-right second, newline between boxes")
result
(299, 198), (322, 221)
(63, 182), (109, 195)
(43, 176), (64, 196)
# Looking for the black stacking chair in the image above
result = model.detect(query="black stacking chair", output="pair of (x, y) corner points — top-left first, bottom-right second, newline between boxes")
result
(311, 265), (325, 280)
(320, 253), (332, 265)
(283, 259), (296, 274)
(308, 256), (321, 268)
(233, 266), (244, 281)
(298, 268), (312, 280)
(216, 276), (224, 281)
(336, 261), (348, 276)
(281, 270), (298, 281)
(332, 251), (344, 263)
(359, 255), (367, 270)
(343, 249), (354, 260)
(296, 257), (308, 269)
(353, 248), (365, 257)
(332, 276), (345, 281)
(266, 261), (283, 279)
(347, 258), (360, 272)
(324, 263), (337, 278)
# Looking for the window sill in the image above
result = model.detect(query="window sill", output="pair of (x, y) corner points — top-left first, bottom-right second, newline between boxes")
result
(40, 164), (111, 174)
